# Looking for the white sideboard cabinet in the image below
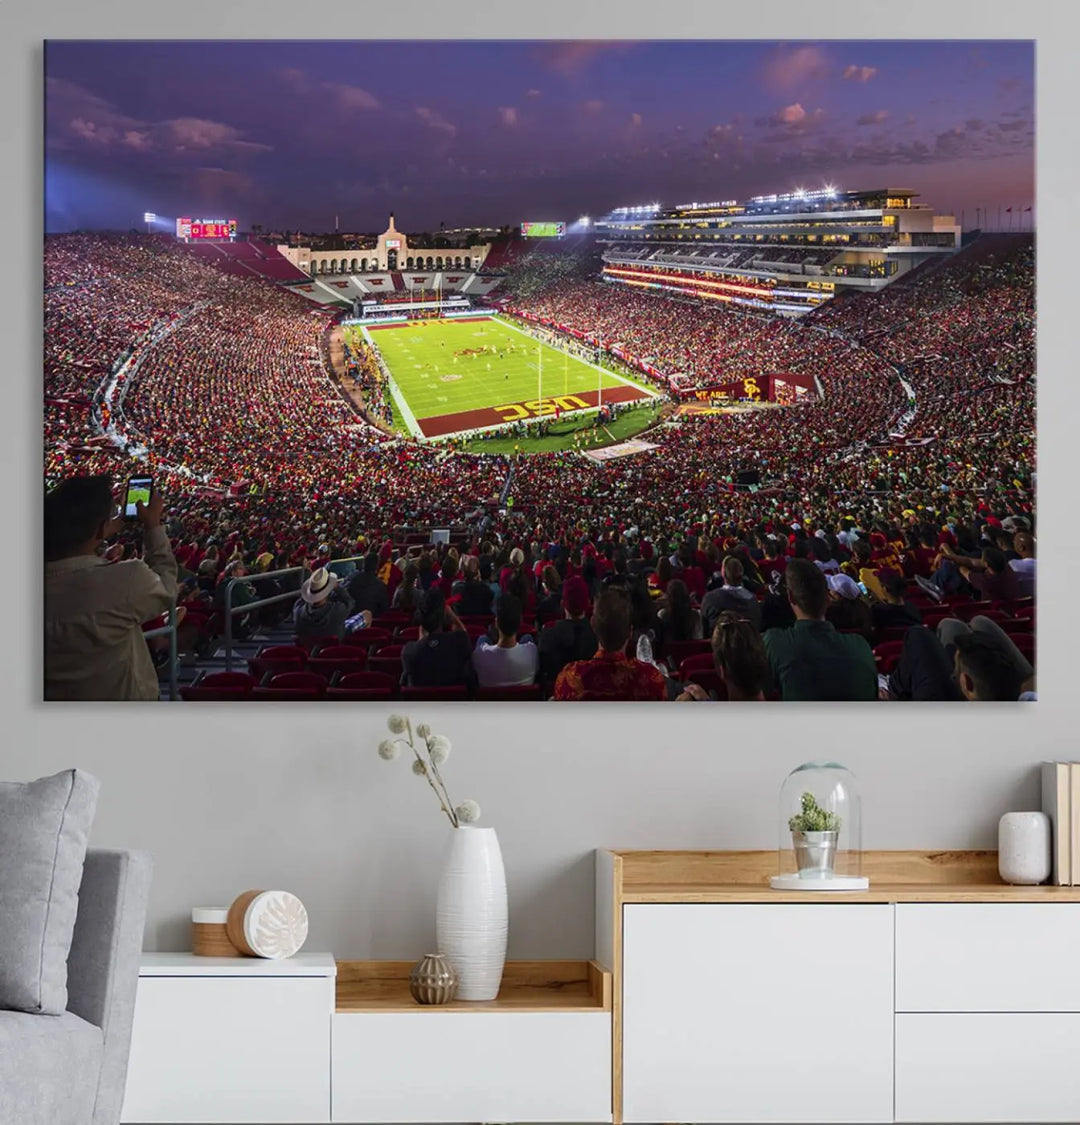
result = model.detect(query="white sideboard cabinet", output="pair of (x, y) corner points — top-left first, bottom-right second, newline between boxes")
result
(120, 953), (336, 1124)
(599, 849), (1080, 1125)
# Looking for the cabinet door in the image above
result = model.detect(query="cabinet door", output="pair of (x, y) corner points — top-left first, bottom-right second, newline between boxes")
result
(333, 1011), (611, 1123)
(622, 904), (893, 1124)
(121, 976), (332, 1123)
(896, 1013), (1080, 1122)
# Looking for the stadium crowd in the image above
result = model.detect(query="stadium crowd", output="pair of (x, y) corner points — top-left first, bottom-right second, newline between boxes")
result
(43, 231), (1035, 701)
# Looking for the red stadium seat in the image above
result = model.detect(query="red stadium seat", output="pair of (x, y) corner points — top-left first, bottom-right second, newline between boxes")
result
(306, 646), (368, 679)
(252, 671), (328, 701)
(293, 634), (340, 652)
(395, 626), (422, 642)
(340, 627), (393, 650)
(873, 640), (905, 674)
(953, 601), (996, 622)
(475, 684), (543, 702)
(399, 684), (469, 702)
(368, 644), (406, 679)
(678, 652), (715, 680)
(327, 671), (398, 701)
(999, 617), (1034, 635)
(248, 644), (307, 681)
(180, 671), (257, 702)
(664, 639), (712, 670)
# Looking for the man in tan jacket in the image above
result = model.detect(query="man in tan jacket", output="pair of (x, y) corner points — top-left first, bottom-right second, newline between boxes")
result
(45, 475), (177, 701)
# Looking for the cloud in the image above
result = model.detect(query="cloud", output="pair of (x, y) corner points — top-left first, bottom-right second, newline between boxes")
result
(533, 41), (631, 76)
(415, 106), (457, 137)
(763, 45), (831, 90)
(525, 88), (541, 98)
(843, 64), (878, 82)
(998, 117), (1029, 132)
(497, 106), (518, 127)
(321, 83), (381, 111)
(631, 113), (643, 128)
(856, 110), (890, 127)
(583, 99), (605, 114)
(757, 103), (826, 133)
(965, 118), (985, 132)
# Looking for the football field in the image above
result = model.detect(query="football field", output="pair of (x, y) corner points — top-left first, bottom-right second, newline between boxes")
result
(354, 315), (658, 439)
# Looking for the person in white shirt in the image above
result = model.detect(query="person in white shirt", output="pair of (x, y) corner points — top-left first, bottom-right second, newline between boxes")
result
(472, 593), (538, 687)
(1007, 531), (1035, 597)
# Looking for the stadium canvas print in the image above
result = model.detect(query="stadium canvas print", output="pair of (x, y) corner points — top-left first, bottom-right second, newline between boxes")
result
(43, 40), (1035, 703)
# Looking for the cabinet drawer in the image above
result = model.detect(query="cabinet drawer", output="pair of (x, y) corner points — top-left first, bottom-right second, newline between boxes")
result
(121, 976), (332, 1123)
(896, 1013), (1080, 1122)
(332, 1011), (611, 1123)
(622, 904), (893, 1123)
(896, 904), (1080, 1011)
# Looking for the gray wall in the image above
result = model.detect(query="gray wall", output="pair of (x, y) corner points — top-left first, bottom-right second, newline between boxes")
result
(8, 5), (1078, 961)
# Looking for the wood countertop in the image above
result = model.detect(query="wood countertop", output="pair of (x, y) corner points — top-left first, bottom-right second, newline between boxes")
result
(601, 850), (1080, 903)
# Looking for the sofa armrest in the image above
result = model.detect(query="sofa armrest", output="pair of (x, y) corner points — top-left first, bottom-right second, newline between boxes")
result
(67, 849), (153, 1125)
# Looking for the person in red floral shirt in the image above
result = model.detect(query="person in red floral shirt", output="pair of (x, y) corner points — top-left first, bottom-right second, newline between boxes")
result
(553, 587), (667, 701)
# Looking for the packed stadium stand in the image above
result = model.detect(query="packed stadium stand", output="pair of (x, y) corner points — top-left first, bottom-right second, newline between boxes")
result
(43, 226), (1035, 701)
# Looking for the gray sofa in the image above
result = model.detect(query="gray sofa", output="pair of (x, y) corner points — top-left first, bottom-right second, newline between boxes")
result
(0, 849), (153, 1125)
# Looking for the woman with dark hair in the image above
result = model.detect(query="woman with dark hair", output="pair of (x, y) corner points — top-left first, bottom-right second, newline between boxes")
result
(711, 611), (770, 700)
(811, 535), (841, 575)
(657, 579), (703, 644)
(392, 562), (421, 612)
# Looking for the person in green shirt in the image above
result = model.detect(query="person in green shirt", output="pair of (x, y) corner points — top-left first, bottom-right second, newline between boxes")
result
(763, 559), (877, 701)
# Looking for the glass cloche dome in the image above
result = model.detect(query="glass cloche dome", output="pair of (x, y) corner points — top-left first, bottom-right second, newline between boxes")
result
(770, 762), (868, 891)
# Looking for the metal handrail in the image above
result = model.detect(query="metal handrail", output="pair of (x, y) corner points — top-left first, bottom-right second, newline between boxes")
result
(222, 566), (311, 671)
(142, 601), (179, 701)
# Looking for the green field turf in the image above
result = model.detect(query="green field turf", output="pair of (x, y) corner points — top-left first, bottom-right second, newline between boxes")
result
(351, 316), (656, 440)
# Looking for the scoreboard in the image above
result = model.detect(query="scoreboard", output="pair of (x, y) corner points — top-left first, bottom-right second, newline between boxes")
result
(521, 221), (565, 238)
(176, 217), (238, 240)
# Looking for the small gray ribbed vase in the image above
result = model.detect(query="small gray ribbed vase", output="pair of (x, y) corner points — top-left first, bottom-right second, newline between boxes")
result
(409, 953), (458, 1005)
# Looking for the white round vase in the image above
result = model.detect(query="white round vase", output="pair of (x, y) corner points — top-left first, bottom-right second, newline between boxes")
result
(998, 811), (1051, 885)
(435, 825), (508, 1001)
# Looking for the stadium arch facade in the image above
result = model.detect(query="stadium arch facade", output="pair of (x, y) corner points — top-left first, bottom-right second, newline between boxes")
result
(276, 214), (492, 277)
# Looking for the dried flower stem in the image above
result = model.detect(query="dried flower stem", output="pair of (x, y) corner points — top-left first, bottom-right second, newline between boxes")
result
(424, 736), (460, 829)
(404, 719), (458, 827)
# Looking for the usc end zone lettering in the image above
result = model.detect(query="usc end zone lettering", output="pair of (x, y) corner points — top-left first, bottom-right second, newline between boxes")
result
(493, 395), (589, 422)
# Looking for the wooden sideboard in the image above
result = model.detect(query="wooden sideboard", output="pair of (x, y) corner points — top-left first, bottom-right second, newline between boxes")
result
(596, 850), (1080, 1125)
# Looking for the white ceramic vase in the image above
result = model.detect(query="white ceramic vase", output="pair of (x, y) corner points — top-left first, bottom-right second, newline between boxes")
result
(435, 825), (508, 1001)
(998, 811), (1051, 885)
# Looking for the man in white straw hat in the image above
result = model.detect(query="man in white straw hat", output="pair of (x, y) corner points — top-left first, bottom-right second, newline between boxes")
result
(293, 567), (368, 642)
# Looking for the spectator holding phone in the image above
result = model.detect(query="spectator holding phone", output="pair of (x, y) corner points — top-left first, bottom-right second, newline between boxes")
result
(45, 474), (178, 700)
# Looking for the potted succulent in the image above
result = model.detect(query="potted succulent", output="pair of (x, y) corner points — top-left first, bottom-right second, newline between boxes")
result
(788, 792), (842, 877)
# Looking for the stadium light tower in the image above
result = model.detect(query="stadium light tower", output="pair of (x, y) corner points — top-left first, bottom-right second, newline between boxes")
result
(143, 211), (155, 235)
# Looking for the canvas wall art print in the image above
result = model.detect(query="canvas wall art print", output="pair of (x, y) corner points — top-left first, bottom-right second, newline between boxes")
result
(43, 39), (1035, 702)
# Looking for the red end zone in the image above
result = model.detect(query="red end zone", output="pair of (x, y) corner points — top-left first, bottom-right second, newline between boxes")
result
(417, 385), (649, 438)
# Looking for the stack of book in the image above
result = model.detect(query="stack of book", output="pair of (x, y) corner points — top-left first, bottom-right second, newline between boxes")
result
(1041, 761), (1080, 885)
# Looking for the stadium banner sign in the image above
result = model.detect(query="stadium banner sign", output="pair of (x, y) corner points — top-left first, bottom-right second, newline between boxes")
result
(582, 439), (660, 464)
(690, 373), (816, 404)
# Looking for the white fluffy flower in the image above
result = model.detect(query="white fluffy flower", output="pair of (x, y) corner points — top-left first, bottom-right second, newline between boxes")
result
(416, 722), (432, 739)
(377, 739), (399, 761)
(411, 759), (428, 776)
(387, 714), (408, 734)
(454, 800), (481, 824)
(429, 735), (451, 764)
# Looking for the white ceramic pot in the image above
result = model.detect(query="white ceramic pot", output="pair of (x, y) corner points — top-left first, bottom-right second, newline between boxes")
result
(998, 811), (1051, 885)
(435, 825), (508, 1001)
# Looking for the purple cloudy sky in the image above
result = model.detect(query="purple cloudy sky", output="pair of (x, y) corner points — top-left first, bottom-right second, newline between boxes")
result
(44, 40), (1034, 233)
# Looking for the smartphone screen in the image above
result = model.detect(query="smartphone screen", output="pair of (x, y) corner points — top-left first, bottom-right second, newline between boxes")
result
(124, 476), (153, 519)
